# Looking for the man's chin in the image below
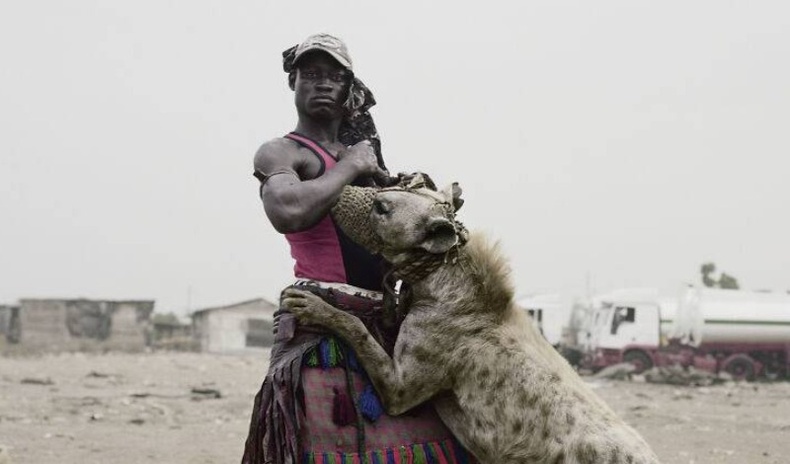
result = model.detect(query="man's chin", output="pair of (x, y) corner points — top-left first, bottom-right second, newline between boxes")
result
(308, 107), (342, 120)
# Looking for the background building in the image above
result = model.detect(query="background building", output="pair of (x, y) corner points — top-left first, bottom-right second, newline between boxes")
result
(191, 298), (277, 353)
(9, 298), (154, 352)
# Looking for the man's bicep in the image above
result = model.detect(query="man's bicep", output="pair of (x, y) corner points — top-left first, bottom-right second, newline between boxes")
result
(260, 174), (303, 233)
(254, 143), (300, 185)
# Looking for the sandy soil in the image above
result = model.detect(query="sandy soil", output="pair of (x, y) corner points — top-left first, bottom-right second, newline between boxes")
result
(1, 351), (788, 464)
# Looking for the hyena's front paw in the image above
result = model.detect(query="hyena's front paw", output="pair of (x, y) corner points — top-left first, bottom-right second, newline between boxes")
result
(281, 288), (337, 327)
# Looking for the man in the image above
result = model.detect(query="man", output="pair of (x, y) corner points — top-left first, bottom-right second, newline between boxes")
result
(242, 34), (475, 464)
(255, 43), (386, 237)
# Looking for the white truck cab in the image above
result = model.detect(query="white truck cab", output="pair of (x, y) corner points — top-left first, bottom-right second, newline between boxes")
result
(583, 288), (666, 371)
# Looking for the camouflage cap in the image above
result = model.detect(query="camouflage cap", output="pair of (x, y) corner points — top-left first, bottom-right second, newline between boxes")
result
(293, 33), (353, 71)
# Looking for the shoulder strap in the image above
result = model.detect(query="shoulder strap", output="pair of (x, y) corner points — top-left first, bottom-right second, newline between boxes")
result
(284, 132), (338, 162)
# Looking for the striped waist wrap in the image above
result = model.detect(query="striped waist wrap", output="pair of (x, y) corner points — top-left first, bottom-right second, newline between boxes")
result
(241, 283), (398, 464)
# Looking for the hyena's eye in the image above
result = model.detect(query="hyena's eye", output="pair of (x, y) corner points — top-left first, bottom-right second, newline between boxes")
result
(373, 199), (391, 216)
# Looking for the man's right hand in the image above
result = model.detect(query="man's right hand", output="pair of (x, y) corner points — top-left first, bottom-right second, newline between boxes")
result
(339, 140), (388, 181)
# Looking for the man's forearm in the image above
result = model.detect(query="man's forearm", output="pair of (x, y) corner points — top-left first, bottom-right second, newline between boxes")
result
(263, 161), (364, 233)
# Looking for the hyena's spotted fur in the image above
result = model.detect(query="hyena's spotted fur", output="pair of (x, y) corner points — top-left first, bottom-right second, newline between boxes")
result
(284, 188), (660, 464)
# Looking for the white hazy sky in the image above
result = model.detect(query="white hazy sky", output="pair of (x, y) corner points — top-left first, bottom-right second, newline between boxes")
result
(2, 1), (789, 316)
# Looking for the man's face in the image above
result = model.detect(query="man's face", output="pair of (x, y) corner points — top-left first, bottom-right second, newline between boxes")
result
(293, 51), (351, 120)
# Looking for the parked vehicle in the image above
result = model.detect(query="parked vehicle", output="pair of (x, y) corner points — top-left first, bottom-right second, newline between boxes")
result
(518, 294), (586, 367)
(517, 294), (567, 346)
(582, 287), (790, 380)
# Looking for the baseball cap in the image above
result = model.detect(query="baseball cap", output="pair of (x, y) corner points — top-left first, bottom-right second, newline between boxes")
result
(292, 33), (353, 71)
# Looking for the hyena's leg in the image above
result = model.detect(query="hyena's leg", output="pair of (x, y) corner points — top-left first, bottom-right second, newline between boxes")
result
(282, 288), (446, 415)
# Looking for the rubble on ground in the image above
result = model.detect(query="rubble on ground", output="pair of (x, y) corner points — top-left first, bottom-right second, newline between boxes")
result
(592, 362), (636, 380)
(644, 365), (732, 386)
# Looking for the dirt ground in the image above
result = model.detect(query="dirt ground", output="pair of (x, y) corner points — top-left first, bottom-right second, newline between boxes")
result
(1, 351), (788, 464)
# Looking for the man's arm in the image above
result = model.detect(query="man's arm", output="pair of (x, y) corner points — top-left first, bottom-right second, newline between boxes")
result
(255, 138), (385, 233)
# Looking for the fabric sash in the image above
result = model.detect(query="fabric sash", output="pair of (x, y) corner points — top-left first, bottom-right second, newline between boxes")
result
(241, 284), (397, 464)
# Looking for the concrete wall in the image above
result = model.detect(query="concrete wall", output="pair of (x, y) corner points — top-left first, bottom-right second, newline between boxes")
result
(15, 299), (154, 352)
(18, 299), (70, 347)
(0, 306), (16, 335)
(0, 305), (20, 344)
(108, 302), (154, 351)
(0, 306), (9, 334)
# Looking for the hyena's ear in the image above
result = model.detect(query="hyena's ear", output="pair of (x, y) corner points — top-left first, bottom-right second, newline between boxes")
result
(440, 182), (464, 212)
(419, 217), (459, 254)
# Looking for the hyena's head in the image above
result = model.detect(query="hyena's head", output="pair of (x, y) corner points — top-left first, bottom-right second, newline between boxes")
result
(331, 180), (466, 264)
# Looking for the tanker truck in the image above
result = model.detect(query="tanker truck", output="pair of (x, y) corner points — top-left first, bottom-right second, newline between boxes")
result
(582, 287), (790, 380)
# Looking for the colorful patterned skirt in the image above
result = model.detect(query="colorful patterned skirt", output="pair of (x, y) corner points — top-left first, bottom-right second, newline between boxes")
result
(241, 285), (476, 464)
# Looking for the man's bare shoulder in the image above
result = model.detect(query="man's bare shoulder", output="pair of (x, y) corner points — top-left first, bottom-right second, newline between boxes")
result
(254, 137), (301, 173)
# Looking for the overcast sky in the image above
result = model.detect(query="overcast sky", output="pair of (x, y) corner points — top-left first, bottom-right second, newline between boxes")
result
(1, 1), (788, 315)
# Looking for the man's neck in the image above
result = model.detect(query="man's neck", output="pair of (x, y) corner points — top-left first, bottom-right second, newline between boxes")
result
(293, 118), (342, 145)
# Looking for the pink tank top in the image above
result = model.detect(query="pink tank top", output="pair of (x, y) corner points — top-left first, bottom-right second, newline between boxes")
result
(281, 133), (384, 291)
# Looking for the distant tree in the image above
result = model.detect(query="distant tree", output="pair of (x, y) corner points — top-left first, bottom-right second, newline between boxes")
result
(701, 262), (717, 288)
(718, 273), (740, 290)
(700, 262), (740, 290)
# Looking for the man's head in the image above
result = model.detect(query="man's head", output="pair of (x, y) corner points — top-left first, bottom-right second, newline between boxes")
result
(287, 34), (354, 120)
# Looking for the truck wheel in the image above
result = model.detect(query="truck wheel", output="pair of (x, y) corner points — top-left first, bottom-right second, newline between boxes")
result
(623, 350), (653, 374)
(559, 346), (583, 368)
(722, 354), (756, 381)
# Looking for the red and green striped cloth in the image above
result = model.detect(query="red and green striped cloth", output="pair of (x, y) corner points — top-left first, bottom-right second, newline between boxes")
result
(300, 337), (477, 464)
(304, 438), (475, 464)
